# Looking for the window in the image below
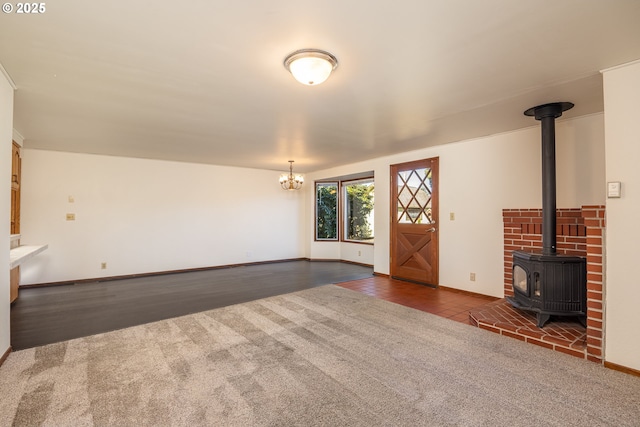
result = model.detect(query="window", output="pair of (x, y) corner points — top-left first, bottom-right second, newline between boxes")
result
(343, 178), (374, 242)
(315, 182), (338, 240)
(314, 176), (374, 244)
(397, 167), (433, 224)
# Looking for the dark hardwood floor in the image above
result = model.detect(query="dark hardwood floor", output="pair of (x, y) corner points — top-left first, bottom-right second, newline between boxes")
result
(10, 261), (373, 350)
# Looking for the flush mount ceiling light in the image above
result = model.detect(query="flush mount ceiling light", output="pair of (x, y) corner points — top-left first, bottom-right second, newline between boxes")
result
(283, 49), (338, 86)
(279, 160), (304, 190)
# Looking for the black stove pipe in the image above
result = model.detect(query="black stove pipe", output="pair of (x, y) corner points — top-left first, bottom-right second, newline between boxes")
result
(524, 102), (574, 256)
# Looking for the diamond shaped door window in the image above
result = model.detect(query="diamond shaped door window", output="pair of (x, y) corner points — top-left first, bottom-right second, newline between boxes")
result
(396, 168), (433, 224)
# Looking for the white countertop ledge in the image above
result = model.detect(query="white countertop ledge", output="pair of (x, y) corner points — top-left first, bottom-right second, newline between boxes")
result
(10, 244), (48, 269)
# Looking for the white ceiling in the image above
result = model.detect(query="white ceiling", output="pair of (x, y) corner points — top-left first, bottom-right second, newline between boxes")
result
(1, 1), (640, 173)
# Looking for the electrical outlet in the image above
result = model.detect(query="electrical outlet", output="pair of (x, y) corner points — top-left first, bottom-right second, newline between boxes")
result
(358, 250), (362, 256)
(470, 273), (476, 281)
(68, 196), (75, 203)
(66, 213), (75, 221)
(101, 262), (107, 269)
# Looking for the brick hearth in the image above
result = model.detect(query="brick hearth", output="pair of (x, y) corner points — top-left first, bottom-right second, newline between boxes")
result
(469, 205), (605, 362)
(469, 299), (586, 358)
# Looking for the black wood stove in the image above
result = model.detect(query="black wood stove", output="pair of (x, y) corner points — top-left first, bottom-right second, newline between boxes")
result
(507, 102), (587, 328)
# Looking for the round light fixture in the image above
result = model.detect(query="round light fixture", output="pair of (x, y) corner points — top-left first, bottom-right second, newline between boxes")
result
(284, 49), (338, 86)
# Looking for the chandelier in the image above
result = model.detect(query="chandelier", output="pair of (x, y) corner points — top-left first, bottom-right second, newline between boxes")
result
(283, 49), (338, 86)
(279, 160), (304, 190)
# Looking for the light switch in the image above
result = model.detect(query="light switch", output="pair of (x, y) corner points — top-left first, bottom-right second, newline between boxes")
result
(450, 212), (455, 221)
(68, 196), (75, 203)
(66, 213), (76, 221)
(607, 182), (621, 198)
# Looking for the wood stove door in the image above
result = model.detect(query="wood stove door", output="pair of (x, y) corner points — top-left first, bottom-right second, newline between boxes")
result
(390, 158), (439, 285)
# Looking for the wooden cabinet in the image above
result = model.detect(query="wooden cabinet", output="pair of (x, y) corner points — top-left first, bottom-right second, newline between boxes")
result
(11, 142), (22, 301)
(11, 142), (20, 189)
(10, 267), (19, 303)
(11, 142), (21, 234)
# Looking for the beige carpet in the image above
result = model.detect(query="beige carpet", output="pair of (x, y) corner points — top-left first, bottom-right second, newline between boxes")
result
(1, 285), (639, 426)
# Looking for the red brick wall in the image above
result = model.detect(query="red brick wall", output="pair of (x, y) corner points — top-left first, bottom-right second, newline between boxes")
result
(503, 208), (586, 298)
(582, 206), (606, 363)
(502, 206), (605, 362)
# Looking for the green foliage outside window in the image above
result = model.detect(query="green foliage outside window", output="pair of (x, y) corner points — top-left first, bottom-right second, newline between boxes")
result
(316, 183), (338, 239)
(345, 181), (374, 241)
(315, 179), (375, 242)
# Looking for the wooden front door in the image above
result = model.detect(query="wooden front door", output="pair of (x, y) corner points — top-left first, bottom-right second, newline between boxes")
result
(390, 158), (439, 285)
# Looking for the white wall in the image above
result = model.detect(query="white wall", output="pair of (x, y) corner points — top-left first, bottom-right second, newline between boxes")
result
(20, 150), (307, 284)
(308, 114), (605, 297)
(340, 243), (374, 265)
(306, 240), (375, 266)
(0, 69), (14, 354)
(602, 60), (640, 371)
